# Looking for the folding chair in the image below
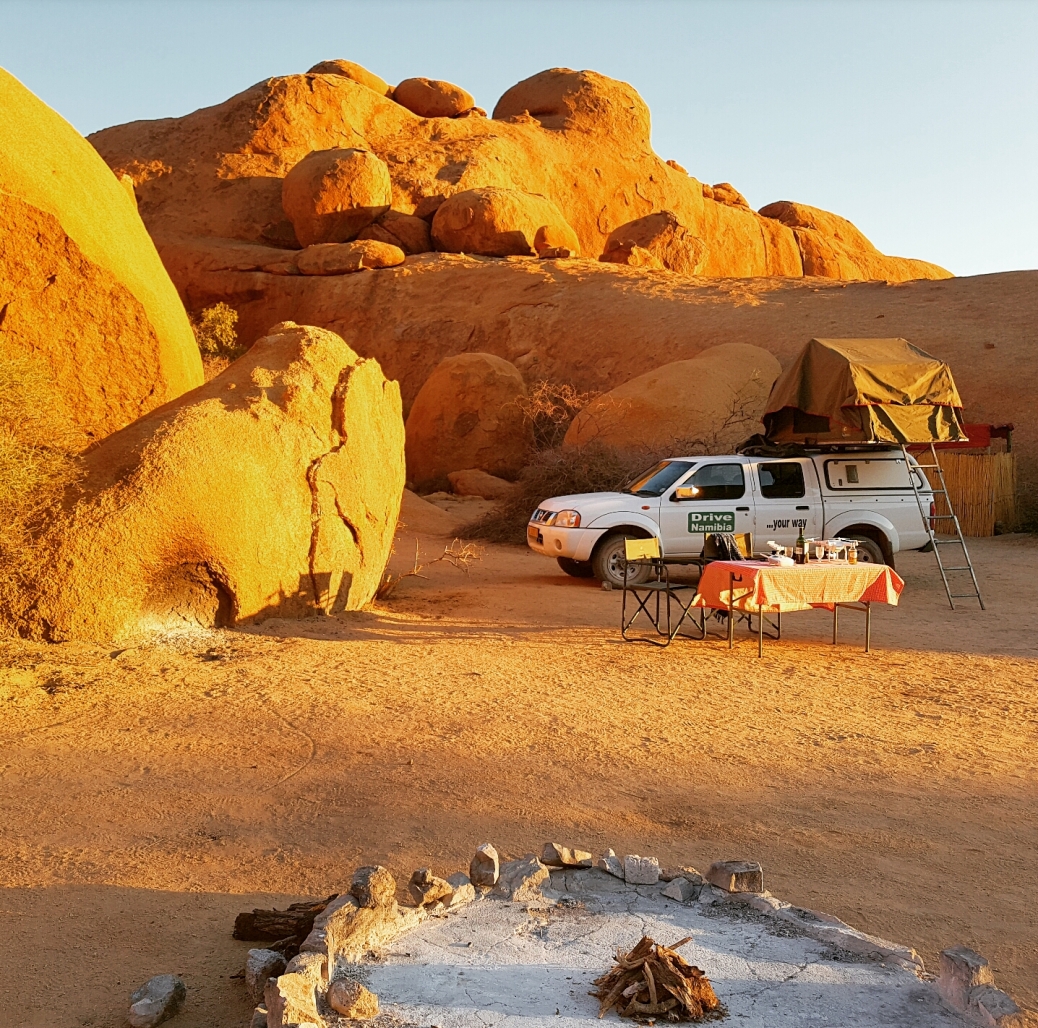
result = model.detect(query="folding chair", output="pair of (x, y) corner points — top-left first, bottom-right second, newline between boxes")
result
(620, 537), (701, 647)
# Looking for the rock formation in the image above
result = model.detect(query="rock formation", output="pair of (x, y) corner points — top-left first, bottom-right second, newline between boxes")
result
(563, 343), (782, 453)
(431, 187), (580, 257)
(393, 77), (475, 118)
(13, 323), (404, 643)
(405, 352), (532, 493)
(0, 68), (202, 447)
(89, 62), (947, 282)
(282, 147), (392, 246)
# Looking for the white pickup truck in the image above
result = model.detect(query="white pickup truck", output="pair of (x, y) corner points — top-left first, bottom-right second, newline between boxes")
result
(527, 450), (934, 587)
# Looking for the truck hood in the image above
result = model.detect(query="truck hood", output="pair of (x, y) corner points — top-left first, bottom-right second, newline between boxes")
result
(532, 492), (650, 523)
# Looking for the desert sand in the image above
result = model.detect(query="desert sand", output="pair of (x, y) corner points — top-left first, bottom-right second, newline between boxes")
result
(0, 497), (1034, 1027)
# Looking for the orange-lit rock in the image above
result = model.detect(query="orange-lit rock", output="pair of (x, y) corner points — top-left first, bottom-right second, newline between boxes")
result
(308, 59), (393, 97)
(405, 352), (532, 492)
(600, 211), (705, 275)
(394, 77), (474, 118)
(357, 210), (433, 254)
(90, 62), (945, 281)
(564, 343), (782, 453)
(16, 323), (404, 643)
(432, 187), (579, 258)
(282, 148), (392, 246)
(296, 239), (405, 275)
(758, 201), (949, 282)
(0, 68), (202, 447)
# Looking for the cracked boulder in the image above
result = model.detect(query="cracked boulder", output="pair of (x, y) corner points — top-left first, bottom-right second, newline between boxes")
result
(13, 322), (405, 643)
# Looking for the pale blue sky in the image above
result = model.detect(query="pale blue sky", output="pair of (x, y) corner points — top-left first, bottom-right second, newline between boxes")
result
(2, 0), (1035, 276)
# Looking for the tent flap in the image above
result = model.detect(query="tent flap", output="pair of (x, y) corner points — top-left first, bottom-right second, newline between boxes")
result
(763, 338), (966, 445)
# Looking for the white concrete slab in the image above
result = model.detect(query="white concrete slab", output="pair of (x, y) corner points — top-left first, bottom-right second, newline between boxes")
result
(362, 870), (967, 1028)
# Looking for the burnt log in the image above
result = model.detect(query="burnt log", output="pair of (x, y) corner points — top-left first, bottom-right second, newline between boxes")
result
(232, 894), (338, 942)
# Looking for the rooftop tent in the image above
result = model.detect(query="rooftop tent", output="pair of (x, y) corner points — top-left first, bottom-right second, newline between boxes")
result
(762, 337), (967, 445)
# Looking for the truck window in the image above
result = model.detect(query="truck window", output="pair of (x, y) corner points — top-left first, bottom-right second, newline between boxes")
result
(758, 461), (806, 499)
(684, 463), (745, 500)
(625, 460), (695, 497)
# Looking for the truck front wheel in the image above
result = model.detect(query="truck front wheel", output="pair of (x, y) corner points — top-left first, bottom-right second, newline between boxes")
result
(846, 535), (886, 565)
(591, 533), (654, 588)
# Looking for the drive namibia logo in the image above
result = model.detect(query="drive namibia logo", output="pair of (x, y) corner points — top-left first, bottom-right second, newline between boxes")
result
(687, 511), (736, 533)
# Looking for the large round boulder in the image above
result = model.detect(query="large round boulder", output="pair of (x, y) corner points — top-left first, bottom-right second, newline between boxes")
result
(10, 323), (405, 643)
(307, 59), (393, 97)
(600, 210), (707, 276)
(564, 343), (782, 453)
(0, 68), (202, 448)
(405, 353), (532, 492)
(493, 67), (651, 144)
(431, 187), (579, 258)
(282, 148), (392, 247)
(394, 77), (474, 118)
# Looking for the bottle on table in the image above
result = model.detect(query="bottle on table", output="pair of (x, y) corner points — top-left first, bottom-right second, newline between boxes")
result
(794, 528), (806, 564)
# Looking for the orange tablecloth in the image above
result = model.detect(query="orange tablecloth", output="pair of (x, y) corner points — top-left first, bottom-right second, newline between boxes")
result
(691, 560), (905, 613)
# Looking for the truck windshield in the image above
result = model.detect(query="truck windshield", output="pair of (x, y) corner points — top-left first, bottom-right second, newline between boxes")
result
(625, 460), (695, 497)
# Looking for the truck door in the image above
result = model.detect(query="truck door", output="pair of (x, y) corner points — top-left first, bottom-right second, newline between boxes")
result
(658, 461), (753, 556)
(752, 459), (822, 549)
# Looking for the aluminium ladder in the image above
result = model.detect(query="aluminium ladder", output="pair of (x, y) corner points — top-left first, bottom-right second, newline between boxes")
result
(902, 443), (985, 610)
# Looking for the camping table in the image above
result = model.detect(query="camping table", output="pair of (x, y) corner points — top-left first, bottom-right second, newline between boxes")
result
(690, 559), (905, 656)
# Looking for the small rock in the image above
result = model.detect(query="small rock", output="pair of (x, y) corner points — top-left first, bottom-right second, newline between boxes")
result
(408, 868), (453, 906)
(537, 246), (574, 259)
(250, 1007), (267, 1028)
(493, 854), (550, 902)
(127, 974), (187, 1028)
(938, 946), (994, 1011)
(660, 877), (699, 903)
(541, 843), (593, 868)
(623, 855), (660, 885)
(596, 849), (624, 879)
(328, 979), (379, 1019)
(296, 239), (405, 275)
(448, 468), (518, 501)
(440, 872), (476, 908)
(351, 865), (396, 909)
(245, 948), (287, 1005)
(660, 866), (705, 885)
(470, 843), (500, 887)
(697, 884), (728, 906)
(705, 860), (764, 894)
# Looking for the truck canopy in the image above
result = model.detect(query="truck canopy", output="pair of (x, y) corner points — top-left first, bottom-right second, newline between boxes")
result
(763, 337), (966, 445)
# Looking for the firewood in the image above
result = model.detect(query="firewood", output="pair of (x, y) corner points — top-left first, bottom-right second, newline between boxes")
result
(232, 894), (338, 942)
(592, 935), (721, 1022)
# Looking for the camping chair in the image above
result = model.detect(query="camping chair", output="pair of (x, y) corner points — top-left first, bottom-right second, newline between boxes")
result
(620, 537), (701, 647)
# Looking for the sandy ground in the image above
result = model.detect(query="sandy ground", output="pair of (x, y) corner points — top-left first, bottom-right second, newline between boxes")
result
(0, 497), (1035, 1027)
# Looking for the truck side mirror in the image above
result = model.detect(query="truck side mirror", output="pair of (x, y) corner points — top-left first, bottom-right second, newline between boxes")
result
(673, 486), (699, 501)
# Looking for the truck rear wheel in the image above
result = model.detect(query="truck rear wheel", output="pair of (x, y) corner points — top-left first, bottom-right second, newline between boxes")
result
(557, 557), (595, 578)
(846, 535), (885, 565)
(591, 532), (654, 588)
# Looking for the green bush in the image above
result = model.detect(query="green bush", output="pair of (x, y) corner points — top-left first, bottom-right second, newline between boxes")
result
(191, 302), (242, 359)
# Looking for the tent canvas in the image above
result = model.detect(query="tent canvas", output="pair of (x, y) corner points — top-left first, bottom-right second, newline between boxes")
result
(762, 337), (967, 445)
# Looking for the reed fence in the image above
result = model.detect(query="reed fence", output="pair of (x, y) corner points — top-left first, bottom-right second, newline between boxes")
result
(922, 452), (1017, 537)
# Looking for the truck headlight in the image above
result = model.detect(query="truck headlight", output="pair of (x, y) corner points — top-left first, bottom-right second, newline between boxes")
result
(553, 509), (581, 528)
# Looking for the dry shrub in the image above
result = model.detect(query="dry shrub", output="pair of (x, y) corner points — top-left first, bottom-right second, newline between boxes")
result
(463, 443), (652, 544)
(513, 381), (601, 450)
(0, 352), (83, 625)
